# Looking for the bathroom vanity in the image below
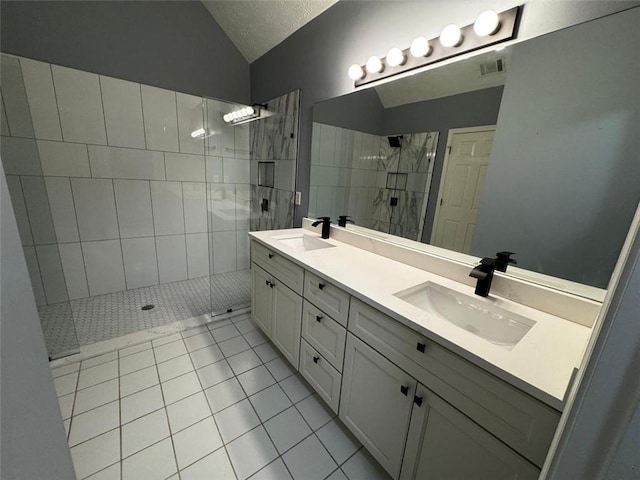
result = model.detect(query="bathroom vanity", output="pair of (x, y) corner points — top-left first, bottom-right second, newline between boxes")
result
(249, 220), (598, 480)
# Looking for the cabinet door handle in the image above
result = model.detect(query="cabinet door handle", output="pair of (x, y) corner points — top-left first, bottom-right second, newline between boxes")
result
(316, 315), (323, 322)
(268, 253), (274, 259)
(265, 280), (271, 287)
(318, 283), (325, 290)
(414, 395), (423, 407)
(400, 385), (409, 396)
(416, 342), (426, 353)
(313, 356), (319, 364)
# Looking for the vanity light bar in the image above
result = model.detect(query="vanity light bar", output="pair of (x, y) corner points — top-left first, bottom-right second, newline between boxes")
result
(349, 6), (520, 87)
(223, 105), (261, 125)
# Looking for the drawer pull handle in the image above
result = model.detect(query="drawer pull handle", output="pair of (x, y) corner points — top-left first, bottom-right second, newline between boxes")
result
(269, 281), (275, 288)
(316, 315), (323, 322)
(313, 356), (319, 364)
(400, 385), (409, 396)
(268, 253), (274, 259)
(416, 342), (426, 353)
(265, 280), (271, 286)
(414, 395), (423, 407)
(318, 283), (325, 290)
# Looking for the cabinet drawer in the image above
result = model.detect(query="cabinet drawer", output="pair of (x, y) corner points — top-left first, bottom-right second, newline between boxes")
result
(304, 271), (350, 327)
(251, 241), (304, 295)
(299, 339), (342, 413)
(348, 297), (559, 468)
(302, 301), (346, 372)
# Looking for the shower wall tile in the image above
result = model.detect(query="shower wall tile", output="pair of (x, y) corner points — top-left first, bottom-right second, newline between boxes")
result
(72, 178), (119, 241)
(274, 160), (295, 191)
(122, 236), (159, 289)
(19, 58), (62, 141)
(5, 174), (33, 245)
(45, 177), (80, 243)
(222, 157), (249, 184)
(211, 231), (236, 274)
(156, 235), (187, 283)
(165, 152), (205, 182)
(234, 124), (250, 159)
(0, 55), (35, 138)
(88, 145), (165, 181)
(236, 184), (250, 230)
(38, 141), (90, 177)
(317, 124), (336, 166)
(0, 91), (9, 136)
(82, 240), (126, 296)
(176, 92), (204, 155)
(21, 175), (57, 244)
(0, 137), (42, 175)
(186, 233), (209, 279)
(113, 179), (154, 238)
(182, 182), (207, 234)
(236, 230), (249, 270)
(141, 85), (179, 153)
(206, 156), (224, 183)
(100, 76), (146, 149)
(51, 65), (107, 145)
(36, 244), (69, 304)
(209, 184), (236, 232)
(23, 246), (46, 306)
(150, 181), (184, 235)
(58, 242), (89, 300)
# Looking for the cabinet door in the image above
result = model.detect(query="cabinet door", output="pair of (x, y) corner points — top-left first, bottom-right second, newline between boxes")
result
(401, 386), (540, 480)
(251, 264), (273, 336)
(271, 281), (303, 367)
(340, 333), (415, 479)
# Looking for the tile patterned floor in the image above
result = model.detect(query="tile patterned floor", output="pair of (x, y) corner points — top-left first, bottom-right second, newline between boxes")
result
(40, 270), (252, 358)
(51, 313), (391, 480)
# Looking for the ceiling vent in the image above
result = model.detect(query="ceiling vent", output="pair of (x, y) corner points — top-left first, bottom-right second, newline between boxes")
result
(479, 58), (506, 77)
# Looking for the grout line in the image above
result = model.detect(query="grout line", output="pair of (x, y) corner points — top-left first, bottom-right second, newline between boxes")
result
(48, 63), (65, 142)
(139, 83), (148, 151)
(111, 178), (129, 291)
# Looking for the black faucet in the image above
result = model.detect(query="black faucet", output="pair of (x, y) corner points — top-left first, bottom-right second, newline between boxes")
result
(469, 252), (517, 297)
(338, 215), (354, 227)
(312, 217), (332, 239)
(494, 251), (516, 272)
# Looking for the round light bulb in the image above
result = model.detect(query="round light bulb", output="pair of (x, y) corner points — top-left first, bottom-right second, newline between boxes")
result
(410, 37), (431, 57)
(440, 24), (463, 47)
(223, 113), (231, 122)
(365, 56), (383, 74)
(386, 47), (405, 67)
(348, 64), (365, 80)
(474, 10), (500, 36)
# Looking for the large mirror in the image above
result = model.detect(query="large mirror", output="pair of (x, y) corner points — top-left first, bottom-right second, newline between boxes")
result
(309, 7), (639, 297)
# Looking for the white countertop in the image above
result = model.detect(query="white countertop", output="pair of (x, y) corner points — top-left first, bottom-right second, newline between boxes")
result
(250, 229), (593, 411)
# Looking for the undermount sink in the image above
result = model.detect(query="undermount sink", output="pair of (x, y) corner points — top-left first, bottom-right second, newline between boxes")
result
(274, 234), (335, 251)
(394, 282), (535, 350)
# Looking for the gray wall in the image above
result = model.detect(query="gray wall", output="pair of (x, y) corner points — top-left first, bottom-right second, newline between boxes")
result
(313, 88), (385, 135)
(0, 1), (249, 103)
(473, 8), (640, 288)
(250, 0), (640, 227)
(0, 164), (75, 479)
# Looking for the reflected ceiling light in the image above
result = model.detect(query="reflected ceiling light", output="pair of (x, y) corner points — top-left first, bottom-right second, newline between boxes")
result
(348, 63), (365, 80)
(190, 128), (207, 139)
(386, 47), (406, 67)
(410, 37), (431, 57)
(223, 104), (266, 125)
(474, 10), (501, 36)
(440, 24), (463, 47)
(366, 56), (384, 73)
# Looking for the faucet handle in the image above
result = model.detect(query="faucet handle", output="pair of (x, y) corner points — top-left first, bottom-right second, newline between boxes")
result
(338, 215), (354, 227)
(495, 251), (516, 272)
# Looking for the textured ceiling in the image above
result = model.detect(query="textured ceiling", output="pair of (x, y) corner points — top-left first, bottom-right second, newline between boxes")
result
(202, 0), (338, 63)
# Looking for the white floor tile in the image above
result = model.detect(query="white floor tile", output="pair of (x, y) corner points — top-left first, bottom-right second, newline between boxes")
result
(218, 336), (251, 357)
(196, 359), (234, 389)
(69, 400), (119, 446)
(237, 365), (276, 396)
(234, 319), (257, 335)
(52, 362), (80, 378)
(173, 416), (223, 470)
(122, 437), (177, 480)
(70, 429), (120, 479)
(249, 384), (291, 422)
(248, 458), (292, 480)
(182, 325), (210, 338)
(204, 377), (246, 414)
(118, 341), (152, 358)
(228, 349), (262, 375)
(122, 408), (170, 458)
(162, 371), (202, 405)
(121, 385), (164, 424)
(253, 343), (280, 363)
(214, 399), (260, 443)
(54, 371), (79, 397)
(166, 391), (212, 433)
(58, 393), (75, 420)
(326, 469), (348, 480)
(296, 394), (335, 431)
(265, 357), (295, 382)
(183, 332), (215, 352)
(283, 434), (337, 480)
(263, 406), (312, 454)
(119, 349), (155, 376)
(77, 360), (119, 390)
(120, 365), (159, 397)
(85, 462), (121, 479)
(341, 450), (391, 480)
(157, 354), (194, 382)
(316, 419), (362, 465)
(180, 448), (236, 480)
(279, 374), (313, 404)
(208, 319), (233, 331)
(227, 426), (278, 480)
(154, 339), (188, 363)
(82, 351), (118, 370)
(211, 324), (241, 343)
(153, 333), (182, 347)
(243, 330), (268, 347)
(74, 378), (119, 415)
(190, 344), (224, 369)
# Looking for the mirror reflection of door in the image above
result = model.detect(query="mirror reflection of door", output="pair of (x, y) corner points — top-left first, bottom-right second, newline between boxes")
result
(432, 126), (495, 253)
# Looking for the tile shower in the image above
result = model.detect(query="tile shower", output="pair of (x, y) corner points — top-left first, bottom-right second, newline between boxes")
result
(0, 53), (299, 358)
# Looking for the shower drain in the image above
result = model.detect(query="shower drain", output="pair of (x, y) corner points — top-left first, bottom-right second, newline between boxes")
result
(141, 304), (155, 311)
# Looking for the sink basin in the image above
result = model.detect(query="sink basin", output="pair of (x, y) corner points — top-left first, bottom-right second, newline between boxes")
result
(394, 282), (535, 350)
(274, 234), (335, 251)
